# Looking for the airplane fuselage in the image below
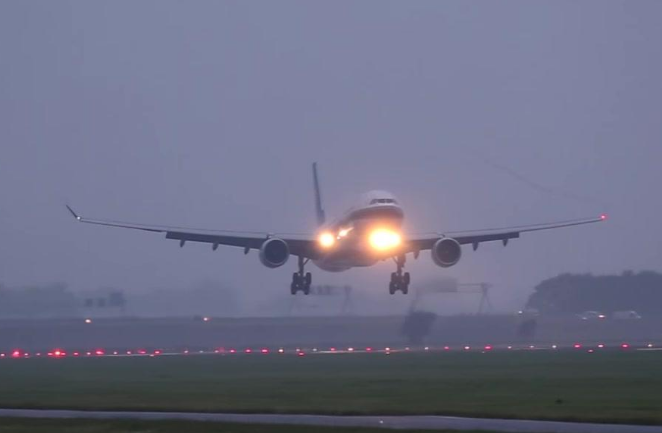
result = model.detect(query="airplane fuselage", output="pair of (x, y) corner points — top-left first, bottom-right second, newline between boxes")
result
(313, 190), (404, 272)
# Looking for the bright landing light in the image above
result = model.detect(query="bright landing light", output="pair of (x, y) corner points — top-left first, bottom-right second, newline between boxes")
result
(369, 229), (402, 250)
(319, 232), (336, 248)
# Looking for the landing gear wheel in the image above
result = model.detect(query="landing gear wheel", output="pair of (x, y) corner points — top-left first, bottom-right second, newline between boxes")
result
(403, 272), (411, 286)
(389, 281), (397, 295)
(305, 272), (312, 286)
(291, 272), (301, 295)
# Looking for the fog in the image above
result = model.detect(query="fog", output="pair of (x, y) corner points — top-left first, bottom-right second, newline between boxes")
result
(1, 1), (661, 317)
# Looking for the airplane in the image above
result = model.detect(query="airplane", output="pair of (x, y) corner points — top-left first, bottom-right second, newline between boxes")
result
(66, 163), (605, 295)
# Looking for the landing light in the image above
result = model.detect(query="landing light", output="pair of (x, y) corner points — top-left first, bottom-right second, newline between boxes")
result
(318, 232), (335, 248)
(369, 229), (401, 251)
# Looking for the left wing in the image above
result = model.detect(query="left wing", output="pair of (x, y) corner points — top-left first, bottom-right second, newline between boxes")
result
(405, 215), (606, 252)
(65, 205), (321, 259)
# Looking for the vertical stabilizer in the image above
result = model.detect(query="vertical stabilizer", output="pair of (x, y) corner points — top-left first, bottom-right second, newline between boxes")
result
(312, 162), (326, 226)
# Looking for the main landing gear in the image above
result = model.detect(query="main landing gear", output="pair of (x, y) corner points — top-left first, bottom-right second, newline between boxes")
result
(291, 256), (312, 295)
(389, 254), (410, 295)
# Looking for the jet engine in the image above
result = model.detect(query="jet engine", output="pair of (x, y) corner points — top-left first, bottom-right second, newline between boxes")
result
(431, 238), (462, 268)
(259, 238), (290, 268)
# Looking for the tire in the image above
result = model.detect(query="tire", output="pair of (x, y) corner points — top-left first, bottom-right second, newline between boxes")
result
(290, 282), (298, 295)
(305, 272), (312, 286)
(390, 272), (397, 284)
(389, 282), (396, 295)
(292, 272), (300, 285)
(403, 272), (411, 285)
(402, 284), (409, 295)
(303, 284), (311, 295)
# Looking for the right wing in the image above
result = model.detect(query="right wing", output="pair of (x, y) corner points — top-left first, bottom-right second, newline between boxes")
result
(65, 205), (321, 259)
(405, 215), (606, 252)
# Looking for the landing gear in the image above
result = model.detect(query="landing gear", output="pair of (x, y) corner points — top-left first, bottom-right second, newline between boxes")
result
(389, 255), (410, 295)
(291, 256), (312, 295)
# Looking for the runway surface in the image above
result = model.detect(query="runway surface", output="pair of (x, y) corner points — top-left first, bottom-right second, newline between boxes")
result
(1, 409), (661, 433)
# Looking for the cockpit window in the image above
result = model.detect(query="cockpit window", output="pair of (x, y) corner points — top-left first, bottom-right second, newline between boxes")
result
(370, 198), (397, 204)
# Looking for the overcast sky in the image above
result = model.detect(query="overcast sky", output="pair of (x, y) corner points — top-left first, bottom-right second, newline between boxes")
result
(1, 1), (660, 314)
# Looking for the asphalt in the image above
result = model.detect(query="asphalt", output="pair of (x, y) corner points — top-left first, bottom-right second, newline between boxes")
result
(1, 409), (661, 433)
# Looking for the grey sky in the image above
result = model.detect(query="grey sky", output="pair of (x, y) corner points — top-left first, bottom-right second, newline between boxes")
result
(1, 1), (660, 313)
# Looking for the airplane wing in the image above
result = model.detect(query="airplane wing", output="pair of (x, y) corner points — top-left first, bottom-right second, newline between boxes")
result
(65, 205), (320, 259)
(406, 215), (606, 252)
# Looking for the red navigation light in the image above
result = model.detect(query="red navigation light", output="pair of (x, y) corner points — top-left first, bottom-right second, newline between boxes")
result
(600, 214), (607, 220)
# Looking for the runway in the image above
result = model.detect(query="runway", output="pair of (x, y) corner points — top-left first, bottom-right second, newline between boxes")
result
(1, 409), (661, 433)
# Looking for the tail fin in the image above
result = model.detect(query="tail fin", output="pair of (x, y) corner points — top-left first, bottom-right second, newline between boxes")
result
(312, 162), (326, 226)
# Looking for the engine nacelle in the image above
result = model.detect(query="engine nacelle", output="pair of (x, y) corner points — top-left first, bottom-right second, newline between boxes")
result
(259, 238), (290, 268)
(431, 238), (462, 268)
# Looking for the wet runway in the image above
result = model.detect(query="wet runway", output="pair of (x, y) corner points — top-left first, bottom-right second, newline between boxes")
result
(1, 408), (661, 433)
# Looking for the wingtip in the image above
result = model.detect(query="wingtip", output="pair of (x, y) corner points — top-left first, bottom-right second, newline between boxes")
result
(65, 204), (81, 221)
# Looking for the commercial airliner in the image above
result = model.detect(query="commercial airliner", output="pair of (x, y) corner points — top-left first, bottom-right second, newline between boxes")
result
(66, 163), (605, 295)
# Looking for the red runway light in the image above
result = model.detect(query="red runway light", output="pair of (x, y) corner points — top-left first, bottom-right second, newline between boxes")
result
(444, 346), (450, 350)
(95, 350), (104, 356)
(261, 349), (269, 354)
(11, 350), (21, 358)
(73, 352), (80, 356)
(297, 351), (305, 357)
(330, 347), (336, 352)
(245, 349), (252, 354)
(484, 345), (493, 351)
(621, 343), (630, 349)
(365, 347), (373, 352)
(229, 349), (236, 354)
(154, 350), (161, 355)
(598, 344), (605, 348)
(573, 343), (582, 349)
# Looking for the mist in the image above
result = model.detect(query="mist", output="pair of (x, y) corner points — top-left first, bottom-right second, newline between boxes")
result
(1, 1), (661, 318)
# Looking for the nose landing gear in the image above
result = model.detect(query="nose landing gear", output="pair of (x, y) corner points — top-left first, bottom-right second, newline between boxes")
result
(291, 256), (312, 295)
(389, 255), (410, 294)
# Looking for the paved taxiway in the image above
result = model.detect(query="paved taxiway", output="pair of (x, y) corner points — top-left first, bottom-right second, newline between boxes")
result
(1, 409), (661, 433)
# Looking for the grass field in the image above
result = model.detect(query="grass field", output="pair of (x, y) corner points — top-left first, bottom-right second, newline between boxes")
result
(0, 418), (492, 433)
(0, 350), (661, 425)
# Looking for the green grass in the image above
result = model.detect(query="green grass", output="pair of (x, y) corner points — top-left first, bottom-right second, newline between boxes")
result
(0, 351), (661, 424)
(0, 418), (491, 433)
